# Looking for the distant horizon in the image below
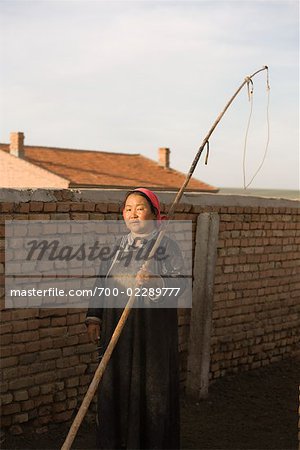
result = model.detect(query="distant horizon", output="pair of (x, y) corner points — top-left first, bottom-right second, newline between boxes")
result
(218, 187), (299, 200)
(219, 187), (299, 192)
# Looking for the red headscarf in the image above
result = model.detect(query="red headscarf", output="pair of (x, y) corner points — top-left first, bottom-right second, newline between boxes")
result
(123, 188), (163, 222)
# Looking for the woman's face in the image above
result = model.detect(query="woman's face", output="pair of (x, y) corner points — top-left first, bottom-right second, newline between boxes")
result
(123, 194), (156, 234)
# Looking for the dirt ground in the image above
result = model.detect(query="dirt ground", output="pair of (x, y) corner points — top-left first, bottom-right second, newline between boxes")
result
(3, 357), (300, 450)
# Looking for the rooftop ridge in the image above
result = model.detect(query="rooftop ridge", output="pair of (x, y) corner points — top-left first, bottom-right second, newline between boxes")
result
(0, 143), (140, 157)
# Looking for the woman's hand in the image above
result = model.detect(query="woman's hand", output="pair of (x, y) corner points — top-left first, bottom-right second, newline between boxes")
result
(87, 322), (100, 344)
(136, 267), (163, 289)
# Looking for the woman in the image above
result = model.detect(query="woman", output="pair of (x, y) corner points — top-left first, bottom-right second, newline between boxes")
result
(86, 188), (185, 449)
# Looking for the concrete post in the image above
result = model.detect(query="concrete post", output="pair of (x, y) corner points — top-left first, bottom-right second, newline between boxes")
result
(186, 212), (219, 399)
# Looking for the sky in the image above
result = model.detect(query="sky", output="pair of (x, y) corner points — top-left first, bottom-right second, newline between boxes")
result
(0, 0), (299, 190)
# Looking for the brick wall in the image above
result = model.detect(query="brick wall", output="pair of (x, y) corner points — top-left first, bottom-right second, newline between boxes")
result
(0, 189), (299, 431)
(210, 205), (299, 379)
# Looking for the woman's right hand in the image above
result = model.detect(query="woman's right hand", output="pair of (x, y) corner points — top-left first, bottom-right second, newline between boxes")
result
(87, 323), (100, 344)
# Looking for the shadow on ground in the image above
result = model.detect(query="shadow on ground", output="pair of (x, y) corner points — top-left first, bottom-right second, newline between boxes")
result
(3, 357), (300, 450)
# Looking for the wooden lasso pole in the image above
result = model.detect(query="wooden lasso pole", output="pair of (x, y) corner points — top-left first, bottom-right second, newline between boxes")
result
(61, 65), (269, 450)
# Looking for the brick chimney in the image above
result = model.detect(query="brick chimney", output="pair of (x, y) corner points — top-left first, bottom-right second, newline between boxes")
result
(10, 132), (25, 158)
(158, 147), (170, 169)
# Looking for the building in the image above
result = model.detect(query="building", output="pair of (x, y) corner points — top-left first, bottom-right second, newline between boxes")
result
(0, 132), (218, 191)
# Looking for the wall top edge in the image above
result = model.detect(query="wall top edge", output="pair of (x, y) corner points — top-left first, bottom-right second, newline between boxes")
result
(0, 188), (299, 209)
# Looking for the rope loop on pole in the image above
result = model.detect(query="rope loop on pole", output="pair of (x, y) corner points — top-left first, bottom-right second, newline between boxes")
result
(245, 76), (254, 101)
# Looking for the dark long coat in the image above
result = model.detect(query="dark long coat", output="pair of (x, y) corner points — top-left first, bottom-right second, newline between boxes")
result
(86, 232), (186, 449)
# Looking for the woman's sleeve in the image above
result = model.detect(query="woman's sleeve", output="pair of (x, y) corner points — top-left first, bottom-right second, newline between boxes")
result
(85, 256), (111, 324)
(85, 237), (124, 323)
(85, 273), (105, 324)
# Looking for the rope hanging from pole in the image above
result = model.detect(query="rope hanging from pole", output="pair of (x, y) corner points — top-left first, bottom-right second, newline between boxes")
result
(243, 68), (271, 189)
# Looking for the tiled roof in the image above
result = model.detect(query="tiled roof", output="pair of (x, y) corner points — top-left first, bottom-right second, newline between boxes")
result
(0, 144), (218, 191)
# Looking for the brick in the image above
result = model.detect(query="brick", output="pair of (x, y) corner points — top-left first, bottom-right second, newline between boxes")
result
(82, 202), (95, 212)
(65, 335), (79, 346)
(95, 203), (108, 213)
(39, 326), (67, 338)
(49, 213), (69, 220)
(78, 333), (89, 344)
(0, 203), (14, 213)
(39, 349), (62, 361)
(39, 317), (51, 328)
(28, 214), (50, 220)
(68, 323), (86, 335)
(34, 372), (56, 385)
(29, 202), (43, 212)
(38, 405), (53, 417)
(70, 202), (84, 211)
(11, 321), (28, 333)
(57, 364), (86, 379)
(14, 390), (29, 402)
(39, 338), (53, 351)
(1, 392), (13, 405)
(11, 309), (39, 320)
(56, 355), (79, 368)
(54, 391), (67, 402)
(18, 203), (30, 213)
(29, 360), (56, 375)
(70, 213), (89, 220)
(0, 381), (9, 394)
(66, 388), (77, 398)
(80, 354), (93, 364)
(0, 322), (13, 334)
(66, 377), (79, 388)
(53, 409), (73, 423)
(9, 376), (33, 390)
(51, 316), (67, 326)
(77, 342), (96, 354)
(27, 319), (40, 330)
(57, 203), (71, 212)
(22, 400), (35, 412)
(52, 337), (68, 349)
(0, 346), (12, 358)
(79, 374), (92, 386)
(2, 366), (27, 381)
(13, 330), (39, 343)
(66, 313), (80, 325)
(28, 386), (40, 397)
(2, 402), (21, 415)
(19, 353), (39, 365)
(90, 213), (105, 220)
(34, 395), (53, 408)
(13, 413), (29, 424)
(107, 203), (120, 213)
(24, 341), (40, 353)
(53, 401), (66, 413)
(1, 356), (19, 368)
(67, 398), (78, 409)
